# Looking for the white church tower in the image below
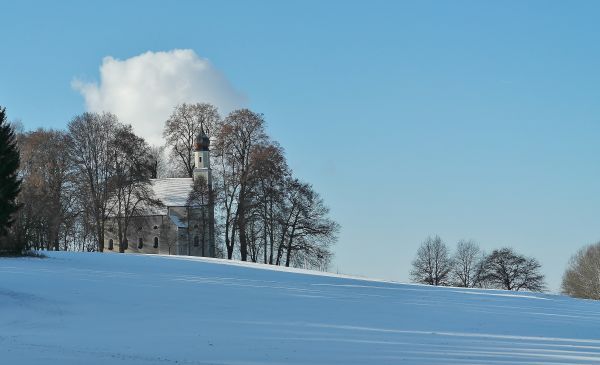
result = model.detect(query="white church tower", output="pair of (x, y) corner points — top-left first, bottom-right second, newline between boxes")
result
(192, 128), (215, 257)
(193, 128), (212, 184)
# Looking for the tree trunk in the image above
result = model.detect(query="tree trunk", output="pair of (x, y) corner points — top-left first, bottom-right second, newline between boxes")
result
(275, 231), (285, 266)
(263, 206), (268, 264)
(284, 236), (294, 267)
(96, 223), (104, 252)
(118, 218), (125, 253)
(225, 218), (233, 259)
(285, 222), (298, 267)
(268, 201), (275, 265)
(237, 193), (248, 262)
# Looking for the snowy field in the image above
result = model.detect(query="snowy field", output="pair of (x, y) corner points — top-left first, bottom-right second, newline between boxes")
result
(1, 252), (600, 365)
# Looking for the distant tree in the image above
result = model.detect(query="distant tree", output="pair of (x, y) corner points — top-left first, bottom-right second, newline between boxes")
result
(410, 235), (452, 286)
(562, 242), (600, 300)
(0, 106), (22, 253)
(480, 248), (545, 291)
(451, 240), (484, 287)
(163, 103), (221, 177)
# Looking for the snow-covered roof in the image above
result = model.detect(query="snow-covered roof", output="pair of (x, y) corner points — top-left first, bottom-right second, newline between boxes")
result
(151, 178), (193, 210)
(105, 178), (193, 217)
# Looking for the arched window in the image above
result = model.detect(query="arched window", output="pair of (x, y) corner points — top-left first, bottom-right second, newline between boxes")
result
(194, 236), (199, 247)
(153, 237), (159, 248)
(138, 238), (143, 249)
(108, 239), (113, 250)
(123, 238), (129, 250)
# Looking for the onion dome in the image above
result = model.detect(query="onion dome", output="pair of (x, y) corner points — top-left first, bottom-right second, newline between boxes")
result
(194, 128), (210, 151)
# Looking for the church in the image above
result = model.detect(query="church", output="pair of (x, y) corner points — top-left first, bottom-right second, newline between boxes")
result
(103, 131), (216, 257)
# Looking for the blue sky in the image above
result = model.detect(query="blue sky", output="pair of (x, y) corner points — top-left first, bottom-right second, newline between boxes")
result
(2, 1), (600, 291)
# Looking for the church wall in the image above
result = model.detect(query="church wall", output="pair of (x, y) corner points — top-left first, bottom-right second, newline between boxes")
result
(103, 206), (215, 257)
(104, 215), (174, 255)
(168, 206), (214, 257)
(188, 206), (214, 257)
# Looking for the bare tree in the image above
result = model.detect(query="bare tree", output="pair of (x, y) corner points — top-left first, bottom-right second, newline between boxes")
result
(163, 103), (221, 177)
(274, 178), (338, 269)
(246, 209), (263, 263)
(410, 235), (452, 286)
(67, 112), (117, 252)
(480, 248), (545, 291)
(214, 109), (268, 261)
(14, 129), (76, 251)
(108, 125), (162, 253)
(148, 145), (166, 179)
(451, 240), (484, 287)
(213, 151), (239, 260)
(562, 242), (600, 299)
(251, 142), (289, 264)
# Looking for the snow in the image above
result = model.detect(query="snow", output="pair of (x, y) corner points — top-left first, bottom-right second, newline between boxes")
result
(150, 178), (194, 214)
(1, 252), (600, 364)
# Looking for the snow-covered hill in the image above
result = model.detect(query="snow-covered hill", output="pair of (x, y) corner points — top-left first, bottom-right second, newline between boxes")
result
(1, 252), (600, 364)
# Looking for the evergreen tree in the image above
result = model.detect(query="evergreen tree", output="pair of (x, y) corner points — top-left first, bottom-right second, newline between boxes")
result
(0, 106), (21, 238)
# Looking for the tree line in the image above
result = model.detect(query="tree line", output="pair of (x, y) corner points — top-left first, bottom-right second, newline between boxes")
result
(410, 235), (546, 291)
(410, 236), (600, 299)
(0, 103), (339, 271)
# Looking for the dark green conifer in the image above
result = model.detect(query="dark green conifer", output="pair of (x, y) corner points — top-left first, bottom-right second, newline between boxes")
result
(0, 106), (21, 237)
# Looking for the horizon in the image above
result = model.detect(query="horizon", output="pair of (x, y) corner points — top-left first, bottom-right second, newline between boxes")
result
(3, 1), (600, 291)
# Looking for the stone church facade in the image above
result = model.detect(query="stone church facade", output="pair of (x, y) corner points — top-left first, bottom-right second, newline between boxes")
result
(104, 131), (215, 257)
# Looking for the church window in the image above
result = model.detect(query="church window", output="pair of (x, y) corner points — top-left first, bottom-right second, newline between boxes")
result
(108, 239), (113, 250)
(153, 237), (159, 248)
(199, 156), (202, 163)
(138, 238), (143, 249)
(153, 225), (158, 230)
(194, 236), (199, 247)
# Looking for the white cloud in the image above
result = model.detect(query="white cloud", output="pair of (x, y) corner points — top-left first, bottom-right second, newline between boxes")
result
(73, 49), (245, 146)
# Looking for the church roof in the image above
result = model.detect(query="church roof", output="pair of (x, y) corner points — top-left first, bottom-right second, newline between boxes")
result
(105, 178), (194, 218)
(151, 178), (194, 211)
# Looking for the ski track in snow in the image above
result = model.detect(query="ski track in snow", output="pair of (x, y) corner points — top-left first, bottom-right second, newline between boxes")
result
(1, 252), (600, 364)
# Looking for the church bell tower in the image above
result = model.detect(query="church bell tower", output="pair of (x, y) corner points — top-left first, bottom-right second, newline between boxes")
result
(193, 128), (215, 257)
(193, 128), (211, 184)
